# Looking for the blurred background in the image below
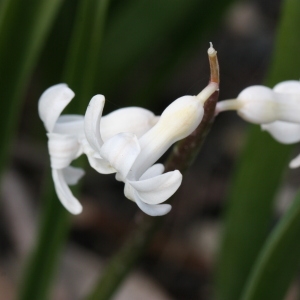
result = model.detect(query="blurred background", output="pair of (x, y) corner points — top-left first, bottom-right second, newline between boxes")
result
(1, 0), (298, 299)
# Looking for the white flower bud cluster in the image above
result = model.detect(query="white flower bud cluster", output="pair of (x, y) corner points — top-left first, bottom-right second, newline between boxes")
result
(39, 82), (218, 216)
(216, 80), (300, 168)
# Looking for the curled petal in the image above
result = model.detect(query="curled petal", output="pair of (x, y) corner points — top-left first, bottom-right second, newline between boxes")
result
(87, 155), (116, 174)
(62, 166), (85, 185)
(47, 133), (80, 169)
(54, 115), (84, 136)
(52, 169), (82, 214)
(261, 121), (300, 144)
(38, 84), (75, 132)
(81, 138), (115, 174)
(129, 170), (182, 204)
(115, 172), (124, 182)
(84, 95), (105, 152)
(101, 107), (158, 141)
(100, 133), (141, 178)
(133, 190), (172, 217)
(124, 181), (135, 200)
(289, 153), (300, 169)
(140, 164), (164, 180)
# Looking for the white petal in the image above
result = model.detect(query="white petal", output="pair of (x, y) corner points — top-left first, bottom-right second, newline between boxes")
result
(129, 96), (203, 178)
(47, 133), (80, 169)
(115, 172), (124, 182)
(261, 121), (300, 144)
(52, 169), (82, 214)
(289, 153), (300, 168)
(87, 155), (116, 174)
(84, 95), (105, 152)
(124, 180), (135, 200)
(79, 138), (117, 174)
(274, 93), (300, 123)
(133, 190), (172, 216)
(100, 133), (141, 178)
(101, 107), (158, 141)
(237, 86), (277, 124)
(38, 84), (75, 132)
(129, 170), (182, 204)
(62, 166), (85, 185)
(274, 80), (300, 94)
(53, 115), (84, 136)
(140, 164), (164, 180)
(157, 96), (204, 141)
(289, 154), (300, 169)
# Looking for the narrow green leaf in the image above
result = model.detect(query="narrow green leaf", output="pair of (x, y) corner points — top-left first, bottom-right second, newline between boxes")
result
(0, 0), (64, 173)
(128, 0), (237, 107)
(241, 191), (300, 300)
(86, 217), (163, 300)
(19, 1), (111, 299)
(216, 0), (300, 299)
(19, 182), (71, 300)
(97, 0), (237, 100)
(63, 0), (111, 112)
(217, 130), (292, 300)
(97, 0), (201, 94)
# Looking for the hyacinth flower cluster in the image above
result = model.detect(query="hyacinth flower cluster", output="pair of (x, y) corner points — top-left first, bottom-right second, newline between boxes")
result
(39, 46), (219, 217)
(216, 80), (300, 168)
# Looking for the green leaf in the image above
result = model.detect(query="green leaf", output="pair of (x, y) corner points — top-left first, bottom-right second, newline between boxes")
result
(241, 191), (300, 300)
(19, 1), (111, 299)
(63, 0), (111, 111)
(216, 0), (300, 299)
(216, 129), (292, 300)
(0, 0), (64, 173)
(19, 183), (71, 300)
(97, 0), (238, 102)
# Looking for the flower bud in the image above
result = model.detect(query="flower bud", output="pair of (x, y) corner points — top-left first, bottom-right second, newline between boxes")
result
(236, 86), (277, 124)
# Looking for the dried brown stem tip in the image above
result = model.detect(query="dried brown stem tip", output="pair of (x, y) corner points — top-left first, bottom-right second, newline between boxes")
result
(208, 42), (219, 84)
(165, 43), (220, 173)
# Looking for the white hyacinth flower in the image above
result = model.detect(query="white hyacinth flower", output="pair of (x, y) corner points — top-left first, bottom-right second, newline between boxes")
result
(40, 76), (217, 216)
(261, 121), (300, 144)
(216, 85), (277, 124)
(99, 82), (218, 216)
(82, 95), (159, 174)
(216, 80), (300, 169)
(38, 84), (85, 214)
(216, 80), (300, 125)
(268, 80), (300, 169)
(261, 81), (300, 144)
(40, 84), (159, 215)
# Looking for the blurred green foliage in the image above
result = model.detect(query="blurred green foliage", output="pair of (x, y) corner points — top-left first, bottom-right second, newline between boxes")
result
(1, 0), (300, 299)
(217, 0), (300, 299)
